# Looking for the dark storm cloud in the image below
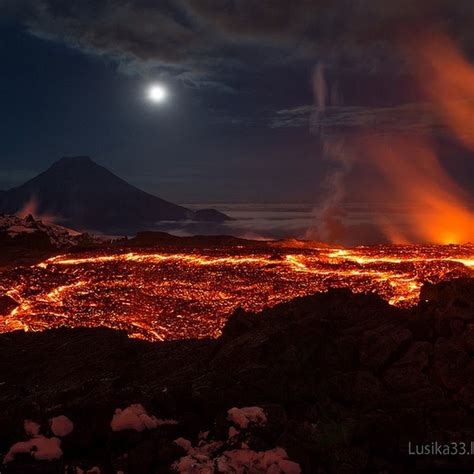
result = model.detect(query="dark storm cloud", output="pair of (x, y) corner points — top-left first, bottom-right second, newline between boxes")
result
(10, 0), (202, 64)
(4, 0), (474, 83)
(186, 0), (474, 64)
(4, 0), (474, 138)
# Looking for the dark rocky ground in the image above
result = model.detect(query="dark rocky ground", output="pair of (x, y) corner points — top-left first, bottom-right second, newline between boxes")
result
(1, 278), (474, 473)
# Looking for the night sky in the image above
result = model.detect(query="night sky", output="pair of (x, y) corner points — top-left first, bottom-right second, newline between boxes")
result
(1, 0), (474, 209)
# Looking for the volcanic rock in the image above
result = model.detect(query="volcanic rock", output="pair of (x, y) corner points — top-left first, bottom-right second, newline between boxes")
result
(0, 294), (18, 315)
(420, 277), (474, 336)
(0, 214), (79, 250)
(433, 338), (474, 392)
(1, 279), (474, 472)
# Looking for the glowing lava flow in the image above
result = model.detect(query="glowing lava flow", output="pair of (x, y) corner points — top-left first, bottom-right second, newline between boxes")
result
(1, 243), (473, 341)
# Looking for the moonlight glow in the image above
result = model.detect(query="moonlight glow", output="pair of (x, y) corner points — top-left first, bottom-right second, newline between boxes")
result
(147, 84), (168, 103)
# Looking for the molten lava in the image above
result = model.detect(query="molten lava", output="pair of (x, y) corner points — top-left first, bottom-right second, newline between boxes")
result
(1, 243), (473, 341)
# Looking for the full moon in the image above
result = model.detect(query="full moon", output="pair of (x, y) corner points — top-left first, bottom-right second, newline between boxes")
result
(147, 84), (168, 103)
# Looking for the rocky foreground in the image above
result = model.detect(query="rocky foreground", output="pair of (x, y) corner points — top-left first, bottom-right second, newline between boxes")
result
(1, 279), (474, 473)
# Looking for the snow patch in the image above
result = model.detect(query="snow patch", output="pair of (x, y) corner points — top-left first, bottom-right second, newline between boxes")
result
(173, 441), (300, 473)
(173, 406), (300, 473)
(4, 435), (62, 463)
(175, 437), (193, 452)
(7, 225), (36, 235)
(228, 426), (239, 439)
(24, 420), (41, 436)
(111, 404), (177, 432)
(0, 214), (78, 247)
(3, 414), (73, 464)
(50, 415), (74, 437)
(0, 214), (114, 248)
(227, 406), (267, 429)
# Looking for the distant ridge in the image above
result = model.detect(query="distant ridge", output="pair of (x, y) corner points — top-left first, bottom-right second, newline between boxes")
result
(0, 156), (229, 233)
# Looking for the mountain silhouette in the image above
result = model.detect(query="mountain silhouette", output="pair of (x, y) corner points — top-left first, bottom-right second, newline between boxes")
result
(0, 156), (229, 233)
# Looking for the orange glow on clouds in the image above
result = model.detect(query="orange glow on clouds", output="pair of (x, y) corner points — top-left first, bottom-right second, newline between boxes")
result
(356, 135), (474, 244)
(410, 31), (474, 151)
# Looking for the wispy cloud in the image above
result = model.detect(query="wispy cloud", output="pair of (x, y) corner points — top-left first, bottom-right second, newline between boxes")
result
(269, 102), (449, 136)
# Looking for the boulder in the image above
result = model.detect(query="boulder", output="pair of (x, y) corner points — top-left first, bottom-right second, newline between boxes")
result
(0, 294), (18, 315)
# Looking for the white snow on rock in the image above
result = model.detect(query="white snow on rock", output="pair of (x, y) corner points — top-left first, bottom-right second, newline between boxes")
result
(228, 426), (239, 439)
(3, 435), (62, 463)
(24, 420), (41, 436)
(3, 418), (65, 464)
(50, 415), (74, 437)
(0, 214), (116, 249)
(175, 437), (193, 452)
(173, 439), (223, 473)
(0, 214), (80, 248)
(110, 404), (177, 432)
(7, 225), (36, 235)
(227, 406), (267, 429)
(173, 441), (301, 473)
(278, 459), (302, 473)
(173, 406), (300, 473)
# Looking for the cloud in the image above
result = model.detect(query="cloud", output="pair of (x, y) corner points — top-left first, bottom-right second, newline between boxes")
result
(270, 102), (446, 136)
(188, 100), (456, 134)
(185, 0), (474, 66)
(2, 0), (230, 89)
(20, 1), (203, 63)
(5, 0), (474, 139)
(4, 0), (474, 91)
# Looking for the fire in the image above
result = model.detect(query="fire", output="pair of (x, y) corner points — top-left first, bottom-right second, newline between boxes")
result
(1, 244), (473, 341)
